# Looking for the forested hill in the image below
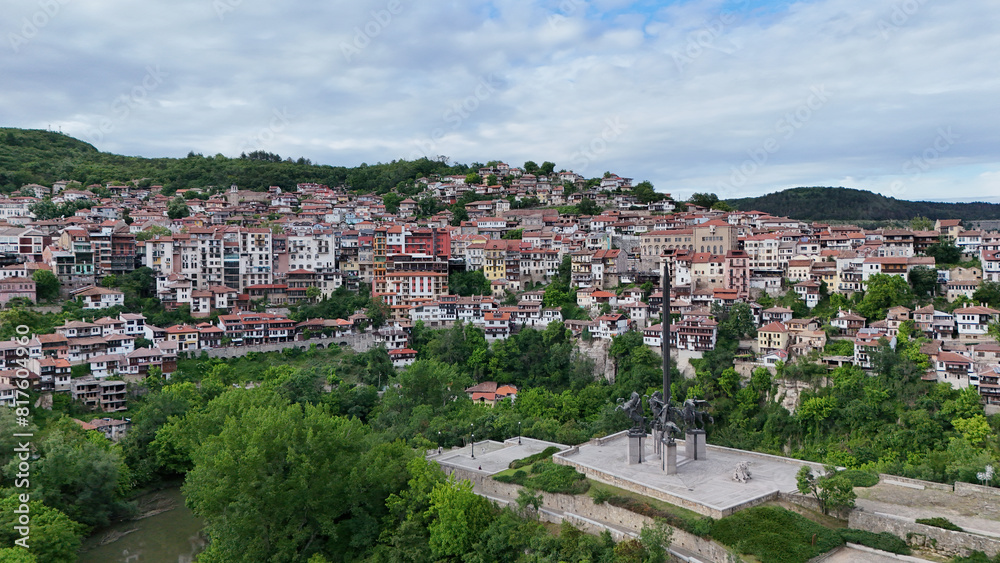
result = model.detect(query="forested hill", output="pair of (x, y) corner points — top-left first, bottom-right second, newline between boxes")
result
(727, 187), (1000, 221)
(0, 127), (469, 194)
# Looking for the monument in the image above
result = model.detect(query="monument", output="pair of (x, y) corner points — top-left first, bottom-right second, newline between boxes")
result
(618, 259), (718, 472)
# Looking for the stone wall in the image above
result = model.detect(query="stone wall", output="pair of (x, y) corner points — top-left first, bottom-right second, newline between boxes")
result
(777, 492), (851, 521)
(954, 481), (1000, 498)
(442, 465), (736, 563)
(849, 509), (1000, 558)
(878, 474), (954, 492)
(196, 333), (375, 360)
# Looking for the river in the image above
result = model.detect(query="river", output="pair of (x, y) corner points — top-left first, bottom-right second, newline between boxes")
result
(77, 486), (207, 563)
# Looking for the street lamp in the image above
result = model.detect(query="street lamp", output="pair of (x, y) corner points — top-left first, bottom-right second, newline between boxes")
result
(471, 433), (475, 459)
(518, 421), (521, 445)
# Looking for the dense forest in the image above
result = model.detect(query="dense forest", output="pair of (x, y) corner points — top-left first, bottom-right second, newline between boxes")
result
(0, 128), (470, 195)
(727, 187), (1000, 221)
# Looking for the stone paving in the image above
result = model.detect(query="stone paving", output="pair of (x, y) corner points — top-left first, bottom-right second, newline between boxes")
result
(433, 437), (568, 475)
(556, 432), (826, 517)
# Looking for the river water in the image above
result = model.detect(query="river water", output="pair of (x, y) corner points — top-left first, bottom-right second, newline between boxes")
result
(77, 486), (207, 563)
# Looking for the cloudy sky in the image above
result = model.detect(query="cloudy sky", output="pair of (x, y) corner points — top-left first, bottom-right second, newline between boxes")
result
(2, 0), (998, 201)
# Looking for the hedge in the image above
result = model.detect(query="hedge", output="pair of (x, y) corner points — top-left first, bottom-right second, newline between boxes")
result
(509, 446), (562, 470)
(838, 529), (911, 555)
(916, 517), (964, 532)
(712, 506), (843, 563)
(493, 462), (589, 495)
(839, 469), (879, 488)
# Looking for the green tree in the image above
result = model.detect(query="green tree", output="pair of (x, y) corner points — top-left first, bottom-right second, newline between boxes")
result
(522, 161), (539, 174)
(925, 237), (962, 265)
(502, 228), (523, 240)
(539, 161), (556, 176)
(184, 401), (412, 561)
(13, 427), (133, 529)
(688, 193), (719, 209)
(909, 265), (938, 298)
(32, 270), (60, 301)
(382, 192), (403, 214)
(577, 198), (600, 215)
(858, 274), (914, 320)
(427, 476), (495, 559)
(167, 197), (190, 219)
(0, 495), (85, 563)
(135, 225), (172, 241)
(973, 282), (1000, 308)
(632, 180), (663, 204)
(796, 466), (857, 515)
(465, 173), (482, 185)
(910, 216), (934, 231)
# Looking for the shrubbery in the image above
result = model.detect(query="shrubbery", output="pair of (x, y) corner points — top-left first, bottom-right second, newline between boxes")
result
(493, 462), (589, 495)
(713, 506), (912, 562)
(916, 517), (964, 532)
(509, 446), (561, 470)
(839, 469), (879, 488)
(712, 506), (844, 563)
(604, 496), (714, 537)
(838, 529), (910, 555)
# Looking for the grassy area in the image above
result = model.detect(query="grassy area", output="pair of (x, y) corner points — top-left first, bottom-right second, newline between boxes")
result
(586, 481), (704, 523)
(712, 506), (910, 563)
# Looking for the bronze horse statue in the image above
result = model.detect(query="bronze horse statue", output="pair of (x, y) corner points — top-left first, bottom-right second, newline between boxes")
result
(616, 391), (646, 434)
(677, 399), (714, 430)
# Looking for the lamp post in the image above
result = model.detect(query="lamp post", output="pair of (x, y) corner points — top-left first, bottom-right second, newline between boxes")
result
(470, 423), (475, 459)
(518, 421), (521, 445)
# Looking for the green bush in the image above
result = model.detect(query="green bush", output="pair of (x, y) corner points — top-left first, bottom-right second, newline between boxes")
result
(839, 470), (879, 488)
(509, 446), (562, 470)
(950, 551), (1000, 563)
(493, 469), (528, 485)
(590, 488), (613, 505)
(712, 506), (842, 563)
(604, 496), (714, 537)
(838, 529), (910, 555)
(523, 461), (589, 495)
(916, 517), (963, 532)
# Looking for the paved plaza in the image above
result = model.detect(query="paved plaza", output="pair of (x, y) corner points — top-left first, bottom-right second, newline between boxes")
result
(555, 431), (826, 517)
(434, 437), (568, 475)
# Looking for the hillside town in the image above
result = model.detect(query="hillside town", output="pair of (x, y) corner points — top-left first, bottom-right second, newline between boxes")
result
(2, 166), (1000, 418)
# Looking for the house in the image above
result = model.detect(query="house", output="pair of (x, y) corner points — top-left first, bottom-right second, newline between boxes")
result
(595, 314), (630, 340)
(465, 381), (518, 406)
(388, 348), (418, 369)
(953, 306), (1000, 343)
(0, 276), (36, 305)
(757, 322), (789, 353)
(830, 310), (866, 336)
(854, 328), (895, 370)
(484, 311), (512, 341)
(931, 351), (977, 389)
(72, 286), (125, 309)
(89, 418), (131, 441)
(761, 307), (793, 325)
(793, 280), (820, 308)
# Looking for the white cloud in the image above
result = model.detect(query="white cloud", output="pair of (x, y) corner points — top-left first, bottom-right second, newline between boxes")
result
(1, 0), (998, 201)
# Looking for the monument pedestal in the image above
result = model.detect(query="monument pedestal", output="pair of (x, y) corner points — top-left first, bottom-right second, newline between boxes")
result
(662, 440), (677, 474)
(685, 429), (707, 461)
(627, 432), (645, 465)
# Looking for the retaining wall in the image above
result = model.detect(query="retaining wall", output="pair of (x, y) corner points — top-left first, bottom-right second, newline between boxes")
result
(443, 466), (735, 563)
(955, 481), (1000, 498)
(849, 509), (1000, 558)
(878, 474), (954, 492)
(196, 333), (376, 360)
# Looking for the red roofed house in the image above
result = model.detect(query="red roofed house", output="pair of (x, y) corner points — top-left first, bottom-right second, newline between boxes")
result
(388, 347), (418, 369)
(465, 381), (518, 406)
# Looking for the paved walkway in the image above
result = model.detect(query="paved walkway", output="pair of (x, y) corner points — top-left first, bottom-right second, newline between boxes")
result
(856, 481), (1000, 539)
